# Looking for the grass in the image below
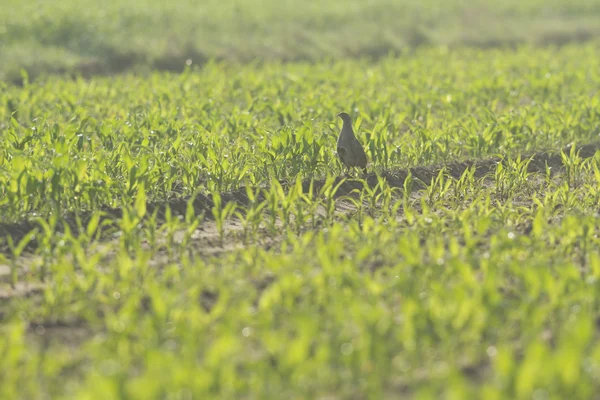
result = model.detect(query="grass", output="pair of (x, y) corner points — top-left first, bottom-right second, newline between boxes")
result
(1, 44), (600, 222)
(3, 3), (600, 399)
(3, 0), (600, 82)
(4, 144), (600, 398)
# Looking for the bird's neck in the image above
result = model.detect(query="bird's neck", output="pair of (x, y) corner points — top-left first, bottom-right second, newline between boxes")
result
(343, 123), (355, 137)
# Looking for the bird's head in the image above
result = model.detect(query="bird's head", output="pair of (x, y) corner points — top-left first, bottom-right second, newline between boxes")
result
(336, 112), (352, 124)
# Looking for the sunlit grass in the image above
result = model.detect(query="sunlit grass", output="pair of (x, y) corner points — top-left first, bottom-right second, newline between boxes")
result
(1, 45), (599, 223)
(2, 40), (600, 399)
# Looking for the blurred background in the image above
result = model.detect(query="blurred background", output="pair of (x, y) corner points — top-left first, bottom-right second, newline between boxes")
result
(2, 0), (599, 83)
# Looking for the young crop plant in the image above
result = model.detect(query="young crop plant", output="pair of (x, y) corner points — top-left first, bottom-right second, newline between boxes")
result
(3, 39), (600, 400)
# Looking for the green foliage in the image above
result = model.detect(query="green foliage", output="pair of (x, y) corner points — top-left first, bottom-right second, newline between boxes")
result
(1, 45), (600, 223)
(2, 44), (600, 399)
(3, 0), (600, 81)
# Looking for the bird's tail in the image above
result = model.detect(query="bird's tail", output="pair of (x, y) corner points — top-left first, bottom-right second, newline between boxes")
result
(363, 167), (367, 174)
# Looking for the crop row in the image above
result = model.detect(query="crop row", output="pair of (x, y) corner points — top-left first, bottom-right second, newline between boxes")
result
(1, 45), (600, 223)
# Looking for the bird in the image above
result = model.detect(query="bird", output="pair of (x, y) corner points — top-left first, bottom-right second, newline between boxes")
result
(336, 112), (368, 176)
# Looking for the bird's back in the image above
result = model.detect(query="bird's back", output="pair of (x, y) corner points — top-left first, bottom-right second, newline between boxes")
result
(336, 114), (368, 173)
(351, 137), (367, 169)
(338, 126), (367, 168)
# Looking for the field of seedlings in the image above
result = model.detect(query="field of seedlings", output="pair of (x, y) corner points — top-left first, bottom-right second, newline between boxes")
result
(3, 1), (600, 399)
